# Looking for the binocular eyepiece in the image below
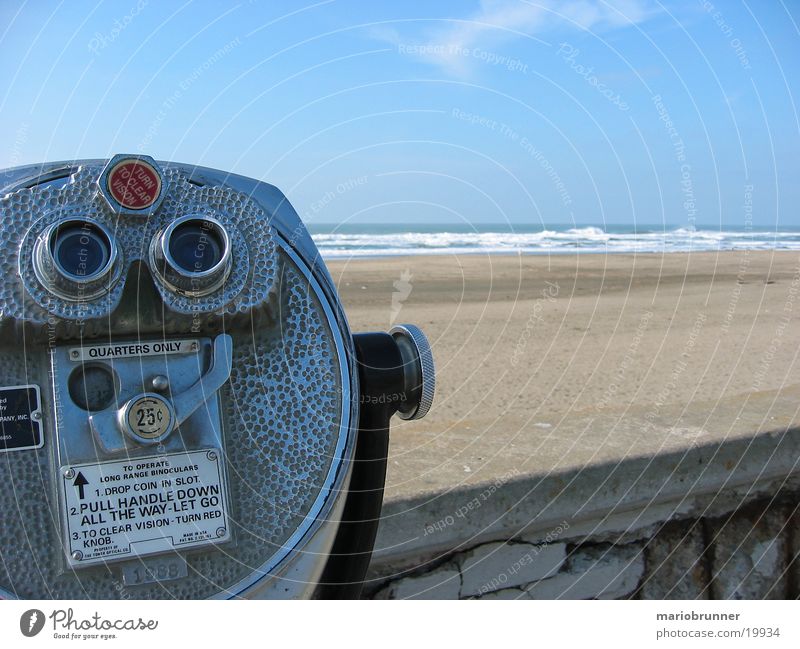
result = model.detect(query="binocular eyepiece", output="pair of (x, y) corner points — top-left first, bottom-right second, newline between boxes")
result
(149, 215), (233, 296)
(32, 217), (121, 301)
(0, 155), (435, 599)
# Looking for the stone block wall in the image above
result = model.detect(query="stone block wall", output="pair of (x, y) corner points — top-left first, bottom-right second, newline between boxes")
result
(369, 494), (799, 599)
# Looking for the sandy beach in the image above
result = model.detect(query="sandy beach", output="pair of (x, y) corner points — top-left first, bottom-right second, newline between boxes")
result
(328, 251), (800, 494)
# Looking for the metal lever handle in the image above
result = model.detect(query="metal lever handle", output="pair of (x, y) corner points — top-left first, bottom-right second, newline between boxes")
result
(171, 333), (233, 426)
(89, 334), (233, 453)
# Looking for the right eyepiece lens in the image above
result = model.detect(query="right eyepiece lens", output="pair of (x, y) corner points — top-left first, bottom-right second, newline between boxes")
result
(151, 215), (232, 296)
(168, 219), (225, 273)
(51, 221), (112, 279)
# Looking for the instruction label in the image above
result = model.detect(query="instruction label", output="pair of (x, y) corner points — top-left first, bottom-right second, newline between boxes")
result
(60, 449), (230, 567)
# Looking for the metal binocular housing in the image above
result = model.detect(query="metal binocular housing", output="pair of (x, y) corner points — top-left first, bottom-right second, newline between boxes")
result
(0, 155), (434, 599)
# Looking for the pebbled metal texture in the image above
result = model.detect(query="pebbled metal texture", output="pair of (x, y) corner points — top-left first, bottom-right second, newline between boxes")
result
(2, 163), (277, 332)
(0, 159), (356, 599)
(0, 254), (345, 599)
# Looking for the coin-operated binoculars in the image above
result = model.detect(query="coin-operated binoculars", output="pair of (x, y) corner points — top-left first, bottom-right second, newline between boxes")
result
(0, 155), (434, 599)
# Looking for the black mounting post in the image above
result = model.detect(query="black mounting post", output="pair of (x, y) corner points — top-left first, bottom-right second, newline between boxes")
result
(315, 332), (405, 599)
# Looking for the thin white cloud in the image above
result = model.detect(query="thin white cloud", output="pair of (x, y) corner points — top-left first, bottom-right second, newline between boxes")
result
(377, 0), (657, 77)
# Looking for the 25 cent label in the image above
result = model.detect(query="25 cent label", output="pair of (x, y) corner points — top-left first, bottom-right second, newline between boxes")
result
(60, 449), (230, 567)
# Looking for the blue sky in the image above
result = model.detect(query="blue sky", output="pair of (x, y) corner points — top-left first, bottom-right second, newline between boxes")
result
(0, 0), (798, 228)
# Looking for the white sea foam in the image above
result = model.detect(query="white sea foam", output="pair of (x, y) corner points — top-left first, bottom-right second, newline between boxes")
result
(311, 227), (800, 258)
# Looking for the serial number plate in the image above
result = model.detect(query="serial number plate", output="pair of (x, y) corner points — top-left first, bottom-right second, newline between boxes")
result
(60, 449), (230, 568)
(121, 554), (188, 586)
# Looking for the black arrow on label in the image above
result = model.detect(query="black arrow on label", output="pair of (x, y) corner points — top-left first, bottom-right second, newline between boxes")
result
(73, 472), (89, 500)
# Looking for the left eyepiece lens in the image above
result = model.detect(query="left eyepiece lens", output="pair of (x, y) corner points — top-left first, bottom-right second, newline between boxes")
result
(51, 222), (111, 279)
(32, 218), (120, 300)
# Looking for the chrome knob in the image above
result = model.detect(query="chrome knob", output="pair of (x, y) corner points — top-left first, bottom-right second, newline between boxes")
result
(389, 324), (435, 420)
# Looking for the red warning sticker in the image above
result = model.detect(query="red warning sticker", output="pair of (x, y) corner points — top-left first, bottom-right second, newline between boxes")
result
(106, 158), (162, 210)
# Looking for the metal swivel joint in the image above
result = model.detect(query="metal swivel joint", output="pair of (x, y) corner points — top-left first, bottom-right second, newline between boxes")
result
(317, 324), (435, 599)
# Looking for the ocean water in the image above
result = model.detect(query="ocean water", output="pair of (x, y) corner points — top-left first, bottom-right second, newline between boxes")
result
(308, 224), (800, 259)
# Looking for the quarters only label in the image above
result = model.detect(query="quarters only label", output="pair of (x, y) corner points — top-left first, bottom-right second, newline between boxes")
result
(68, 339), (199, 362)
(60, 449), (230, 567)
(0, 385), (43, 453)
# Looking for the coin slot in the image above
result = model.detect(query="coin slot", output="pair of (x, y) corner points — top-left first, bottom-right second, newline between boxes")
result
(68, 363), (118, 412)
